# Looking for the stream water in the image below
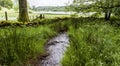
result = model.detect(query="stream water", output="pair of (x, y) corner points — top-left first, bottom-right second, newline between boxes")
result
(40, 32), (69, 66)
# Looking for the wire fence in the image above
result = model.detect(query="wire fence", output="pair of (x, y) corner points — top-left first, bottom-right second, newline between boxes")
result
(0, 12), (43, 21)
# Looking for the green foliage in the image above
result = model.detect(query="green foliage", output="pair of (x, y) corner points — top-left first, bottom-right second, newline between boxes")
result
(91, 12), (102, 17)
(113, 7), (120, 17)
(13, 5), (19, 11)
(70, 14), (78, 18)
(0, 26), (56, 66)
(62, 22), (120, 66)
(71, 0), (120, 19)
(0, 0), (13, 8)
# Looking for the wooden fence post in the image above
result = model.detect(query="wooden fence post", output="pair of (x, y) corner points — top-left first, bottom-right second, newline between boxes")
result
(5, 11), (8, 21)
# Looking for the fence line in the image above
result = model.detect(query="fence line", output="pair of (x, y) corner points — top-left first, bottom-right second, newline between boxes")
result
(0, 11), (45, 21)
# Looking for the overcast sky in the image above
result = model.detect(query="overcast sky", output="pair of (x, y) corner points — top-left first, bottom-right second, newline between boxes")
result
(28, 0), (73, 7)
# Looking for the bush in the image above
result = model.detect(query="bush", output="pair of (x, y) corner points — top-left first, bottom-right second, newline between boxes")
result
(91, 13), (101, 18)
(0, 0), (13, 8)
(70, 14), (78, 18)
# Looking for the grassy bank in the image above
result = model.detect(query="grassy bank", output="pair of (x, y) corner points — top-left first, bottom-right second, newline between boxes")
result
(0, 26), (56, 66)
(34, 17), (120, 66)
(62, 22), (120, 66)
(0, 17), (120, 66)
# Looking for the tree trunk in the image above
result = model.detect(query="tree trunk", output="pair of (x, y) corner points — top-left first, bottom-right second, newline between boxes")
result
(18, 0), (29, 22)
(105, 9), (112, 20)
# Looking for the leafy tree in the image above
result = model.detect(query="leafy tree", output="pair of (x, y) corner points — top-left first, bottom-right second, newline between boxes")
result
(72, 0), (120, 20)
(92, 0), (120, 20)
(18, 0), (29, 22)
(0, 0), (13, 8)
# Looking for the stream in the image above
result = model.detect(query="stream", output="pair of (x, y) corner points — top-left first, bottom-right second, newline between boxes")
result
(40, 32), (69, 66)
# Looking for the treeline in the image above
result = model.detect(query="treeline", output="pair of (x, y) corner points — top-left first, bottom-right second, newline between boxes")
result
(31, 6), (67, 11)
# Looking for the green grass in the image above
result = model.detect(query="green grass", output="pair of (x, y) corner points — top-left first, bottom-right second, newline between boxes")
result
(0, 26), (56, 66)
(0, 15), (120, 66)
(35, 17), (120, 66)
(62, 22), (120, 66)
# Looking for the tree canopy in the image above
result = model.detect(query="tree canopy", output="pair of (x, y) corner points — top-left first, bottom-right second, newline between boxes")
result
(0, 0), (13, 8)
(71, 0), (120, 20)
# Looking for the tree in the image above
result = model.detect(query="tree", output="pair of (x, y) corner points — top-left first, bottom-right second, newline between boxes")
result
(18, 0), (29, 22)
(94, 0), (114, 20)
(72, 0), (120, 20)
(0, 0), (13, 8)
(94, 0), (120, 20)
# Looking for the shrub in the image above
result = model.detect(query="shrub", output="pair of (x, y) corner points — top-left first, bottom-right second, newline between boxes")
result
(70, 14), (78, 18)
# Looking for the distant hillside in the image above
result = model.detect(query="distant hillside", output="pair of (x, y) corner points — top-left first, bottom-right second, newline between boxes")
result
(34, 6), (68, 11)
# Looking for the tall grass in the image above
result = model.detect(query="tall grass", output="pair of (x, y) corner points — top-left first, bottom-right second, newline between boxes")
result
(62, 23), (120, 66)
(0, 26), (56, 66)
(0, 17), (119, 66)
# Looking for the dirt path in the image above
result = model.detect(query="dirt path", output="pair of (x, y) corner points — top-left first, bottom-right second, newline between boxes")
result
(40, 32), (69, 66)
